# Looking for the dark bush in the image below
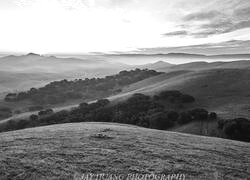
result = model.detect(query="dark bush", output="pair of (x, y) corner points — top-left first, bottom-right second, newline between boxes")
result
(178, 112), (192, 124)
(181, 94), (195, 103)
(126, 93), (152, 113)
(155, 90), (195, 104)
(92, 107), (113, 122)
(158, 90), (182, 99)
(29, 114), (39, 121)
(4, 93), (17, 102)
(40, 110), (69, 124)
(167, 111), (179, 121)
(96, 99), (110, 107)
(209, 112), (217, 120)
(16, 119), (29, 129)
(157, 90), (182, 103)
(217, 119), (225, 129)
(149, 112), (175, 130)
(79, 102), (88, 109)
(4, 120), (17, 131)
(189, 108), (209, 120)
(38, 109), (54, 116)
(223, 118), (250, 142)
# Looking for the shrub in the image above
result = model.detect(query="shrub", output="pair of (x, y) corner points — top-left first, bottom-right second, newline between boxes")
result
(79, 102), (88, 109)
(92, 107), (113, 122)
(167, 111), (179, 121)
(154, 90), (195, 104)
(38, 109), (54, 116)
(157, 90), (182, 103)
(178, 112), (192, 124)
(126, 93), (152, 113)
(29, 114), (39, 121)
(189, 108), (208, 120)
(4, 120), (17, 131)
(4, 93), (17, 102)
(181, 94), (195, 103)
(16, 119), (29, 129)
(96, 99), (110, 107)
(149, 112), (175, 130)
(223, 118), (250, 142)
(209, 112), (217, 120)
(158, 90), (182, 99)
(217, 119), (225, 129)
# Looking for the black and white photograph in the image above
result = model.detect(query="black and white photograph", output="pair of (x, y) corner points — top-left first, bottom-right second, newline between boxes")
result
(0, 0), (249, 179)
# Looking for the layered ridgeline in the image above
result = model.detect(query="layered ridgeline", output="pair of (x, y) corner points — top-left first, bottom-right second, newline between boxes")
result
(1, 52), (250, 93)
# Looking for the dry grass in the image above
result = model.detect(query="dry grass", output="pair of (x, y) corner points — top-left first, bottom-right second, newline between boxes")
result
(0, 122), (249, 180)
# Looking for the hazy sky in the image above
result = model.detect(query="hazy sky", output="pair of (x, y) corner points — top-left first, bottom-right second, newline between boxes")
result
(0, 0), (250, 54)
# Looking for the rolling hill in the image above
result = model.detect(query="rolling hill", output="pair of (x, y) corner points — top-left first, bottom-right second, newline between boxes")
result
(110, 68), (250, 119)
(1, 68), (250, 133)
(0, 122), (249, 180)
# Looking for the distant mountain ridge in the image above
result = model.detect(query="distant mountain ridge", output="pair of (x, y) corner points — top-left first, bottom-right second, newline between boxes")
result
(0, 53), (131, 74)
(0, 53), (131, 93)
(105, 52), (250, 59)
(1, 52), (250, 93)
(135, 59), (250, 72)
(136, 60), (174, 70)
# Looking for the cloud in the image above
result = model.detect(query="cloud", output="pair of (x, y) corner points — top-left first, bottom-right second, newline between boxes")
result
(193, 20), (250, 37)
(183, 10), (220, 21)
(1, 0), (250, 54)
(162, 30), (188, 36)
(234, 6), (250, 19)
(166, 3), (250, 38)
(136, 40), (250, 55)
(165, 20), (250, 38)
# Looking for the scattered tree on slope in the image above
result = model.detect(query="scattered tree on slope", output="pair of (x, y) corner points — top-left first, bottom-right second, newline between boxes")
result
(4, 69), (162, 105)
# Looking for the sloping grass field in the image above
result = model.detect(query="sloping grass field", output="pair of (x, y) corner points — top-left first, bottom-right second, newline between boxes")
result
(0, 122), (249, 180)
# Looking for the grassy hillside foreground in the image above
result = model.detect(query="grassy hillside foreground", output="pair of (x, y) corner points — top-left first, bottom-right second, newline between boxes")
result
(0, 122), (249, 180)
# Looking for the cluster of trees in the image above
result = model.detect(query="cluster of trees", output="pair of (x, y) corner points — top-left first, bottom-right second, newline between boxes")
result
(1, 90), (217, 133)
(153, 90), (195, 103)
(2, 89), (249, 142)
(4, 69), (162, 105)
(218, 118), (250, 142)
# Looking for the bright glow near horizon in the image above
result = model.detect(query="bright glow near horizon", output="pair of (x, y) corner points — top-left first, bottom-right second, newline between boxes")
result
(0, 0), (250, 55)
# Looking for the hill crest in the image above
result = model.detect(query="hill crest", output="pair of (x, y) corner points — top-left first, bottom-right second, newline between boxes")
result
(0, 122), (248, 180)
